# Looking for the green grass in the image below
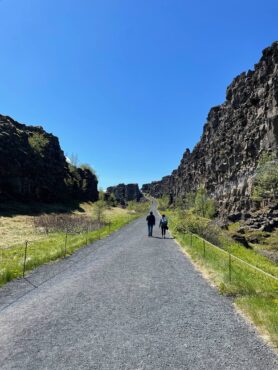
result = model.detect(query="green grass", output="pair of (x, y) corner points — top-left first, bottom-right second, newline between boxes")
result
(166, 211), (278, 349)
(0, 213), (139, 286)
(237, 296), (278, 347)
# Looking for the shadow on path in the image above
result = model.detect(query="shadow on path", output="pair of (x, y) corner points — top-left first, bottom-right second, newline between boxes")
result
(151, 236), (174, 240)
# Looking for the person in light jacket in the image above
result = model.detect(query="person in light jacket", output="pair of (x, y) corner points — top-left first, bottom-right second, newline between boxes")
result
(159, 214), (168, 239)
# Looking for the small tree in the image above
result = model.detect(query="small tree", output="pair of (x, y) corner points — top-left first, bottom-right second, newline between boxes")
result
(94, 200), (107, 225)
(159, 195), (170, 211)
(252, 152), (278, 202)
(194, 187), (215, 219)
(98, 189), (106, 201)
(175, 196), (186, 210)
(175, 192), (195, 210)
(185, 192), (196, 209)
(69, 153), (79, 167)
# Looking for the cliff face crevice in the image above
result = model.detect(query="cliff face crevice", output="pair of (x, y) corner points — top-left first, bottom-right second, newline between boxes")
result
(0, 115), (98, 203)
(142, 42), (278, 225)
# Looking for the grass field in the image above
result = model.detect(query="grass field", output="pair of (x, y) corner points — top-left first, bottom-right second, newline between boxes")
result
(0, 202), (140, 248)
(166, 211), (278, 349)
(0, 201), (149, 286)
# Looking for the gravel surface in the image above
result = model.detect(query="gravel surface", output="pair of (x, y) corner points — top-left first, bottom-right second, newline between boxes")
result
(0, 208), (277, 370)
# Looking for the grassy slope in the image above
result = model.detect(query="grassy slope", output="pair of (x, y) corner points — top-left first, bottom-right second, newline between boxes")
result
(166, 210), (278, 350)
(0, 202), (146, 286)
(227, 222), (278, 264)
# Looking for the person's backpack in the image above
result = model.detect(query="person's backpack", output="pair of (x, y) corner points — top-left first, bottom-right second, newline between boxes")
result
(161, 217), (168, 226)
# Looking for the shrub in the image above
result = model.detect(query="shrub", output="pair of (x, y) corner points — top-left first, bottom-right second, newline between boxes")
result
(79, 163), (97, 177)
(127, 201), (150, 213)
(252, 152), (278, 202)
(158, 195), (170, 211)
(33, 214), (98, 234)
(174, 210), (226, 248)
(194, 187), (216, 218)
(28, 132), (49, 156)
(175, 193), (195, 210)
(269, 229), (278, 250)
(104, 191), (117, 207)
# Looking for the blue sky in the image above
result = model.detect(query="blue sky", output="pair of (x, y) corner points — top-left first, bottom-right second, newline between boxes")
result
(0, 0), (277, 189)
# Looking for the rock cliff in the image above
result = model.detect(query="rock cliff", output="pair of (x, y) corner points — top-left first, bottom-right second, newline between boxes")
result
(0, 115), (98, 203)
(106, 183), (143, 205)
(142, 41), (278, 226)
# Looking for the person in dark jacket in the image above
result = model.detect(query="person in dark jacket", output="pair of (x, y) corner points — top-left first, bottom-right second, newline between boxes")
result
(146, 211), (155, 237)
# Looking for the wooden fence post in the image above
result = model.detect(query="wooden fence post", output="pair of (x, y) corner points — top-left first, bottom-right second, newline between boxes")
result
(229, 253), (232, 282)
(64, 230), (68, 257)
(23, 241), (28, 277)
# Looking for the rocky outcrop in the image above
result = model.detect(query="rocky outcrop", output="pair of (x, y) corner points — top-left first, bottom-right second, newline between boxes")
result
(142, 42), (278, 226)
(106, 183), (143, 205)
(65, 165), (99, 202)
(0, 115), (98, 203)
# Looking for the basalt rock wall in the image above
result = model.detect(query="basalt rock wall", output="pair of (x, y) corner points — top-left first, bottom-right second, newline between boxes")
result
(106, 183), (143, 205)
(0, 115), (98, 203)
(142, 42), (278, 224)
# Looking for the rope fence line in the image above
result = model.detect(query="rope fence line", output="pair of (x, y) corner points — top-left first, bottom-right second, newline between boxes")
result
(168, 216), (278, 283)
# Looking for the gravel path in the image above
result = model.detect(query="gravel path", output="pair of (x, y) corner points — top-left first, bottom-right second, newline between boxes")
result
(0, 208), (277, 370)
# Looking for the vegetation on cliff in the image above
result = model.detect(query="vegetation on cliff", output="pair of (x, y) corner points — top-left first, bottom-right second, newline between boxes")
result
(252, 152), (278, 202)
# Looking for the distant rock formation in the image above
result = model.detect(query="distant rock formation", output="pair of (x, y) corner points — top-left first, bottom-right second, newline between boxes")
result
(142, 41), (278, 228)
(106, 183), (143, 205)
(0, 115), (98, 203)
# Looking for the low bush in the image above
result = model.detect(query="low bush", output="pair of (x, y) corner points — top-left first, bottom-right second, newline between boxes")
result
(269, 229), (278, 250)
(33, 214), (99, 234)
(158, 195), (170, 211)
(173, 210), (224, 248)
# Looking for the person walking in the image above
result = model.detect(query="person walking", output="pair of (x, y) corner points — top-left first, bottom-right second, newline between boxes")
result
(146, 211), (155, 237)
(159, 214), (168, 239)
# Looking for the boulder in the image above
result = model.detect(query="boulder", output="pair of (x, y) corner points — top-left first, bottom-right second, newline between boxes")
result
(231, 234), (251, 249)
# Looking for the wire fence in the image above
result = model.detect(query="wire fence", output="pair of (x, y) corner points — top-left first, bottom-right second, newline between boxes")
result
(168, 217), (278, 292)
(0, 220), (112, 286)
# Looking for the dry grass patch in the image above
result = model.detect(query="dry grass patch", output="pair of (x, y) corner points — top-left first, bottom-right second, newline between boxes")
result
(0, 215), (42, 248)
(0, 201), (148, 286)
(0, 203), (132, 249)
